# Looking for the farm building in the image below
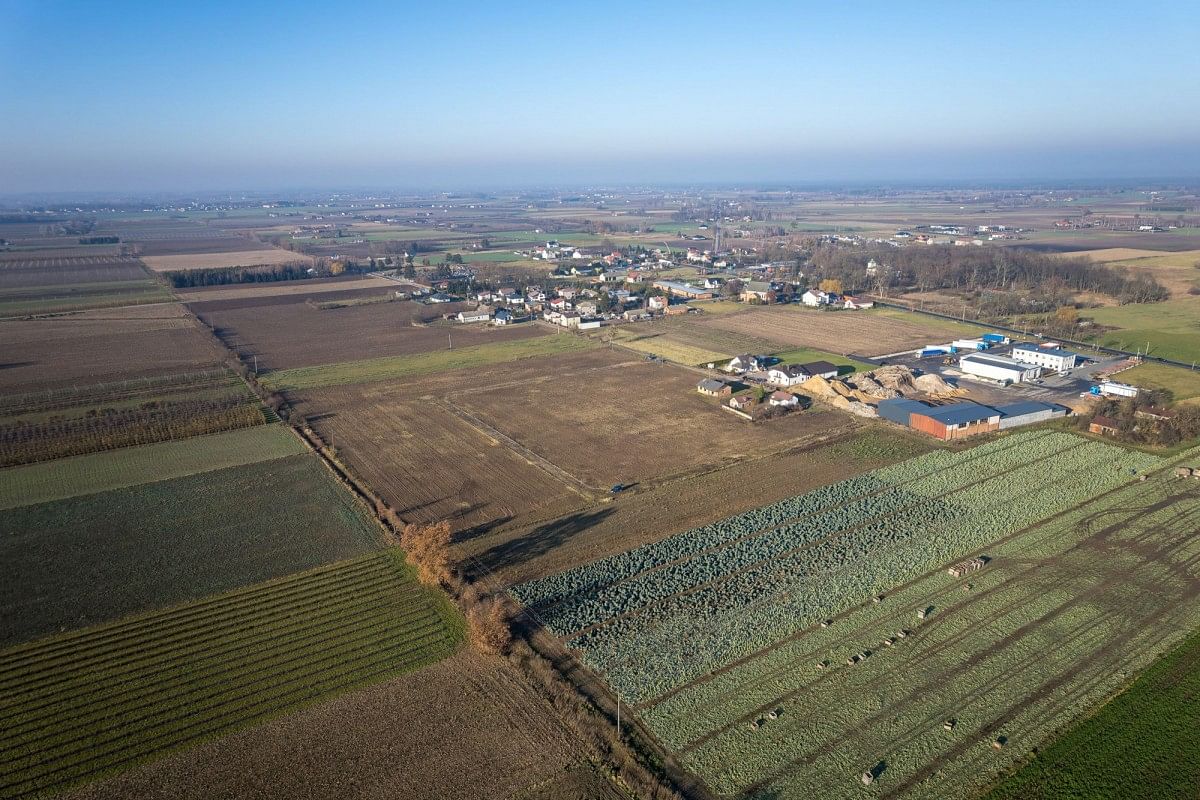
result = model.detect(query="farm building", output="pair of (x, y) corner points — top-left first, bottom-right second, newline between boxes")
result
(842, 296), (874, 309)
(697, 379), (733, 397)
(455, 307), (492, 323)
(877, 398), (930, 427)
(652, 280), (714, 300)
(769, 391), (799, 407)
(958, 353), (1041, 384)
(1089, 415), (1121, 436)
(909, 402), (1000, 440)
(798, 360), (839, 380)
(1010, 343), (1080, 371)
(995, 401), (1069, 429)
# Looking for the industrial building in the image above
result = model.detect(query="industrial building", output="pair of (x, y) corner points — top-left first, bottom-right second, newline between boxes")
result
(878, 398), (1068, 440)
(1010, 343), (1080, 372)
(958, 353), (1042, 384)
(651, 280), (714, 300)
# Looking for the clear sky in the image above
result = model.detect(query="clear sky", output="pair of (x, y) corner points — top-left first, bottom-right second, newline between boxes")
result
(1, 0), (1197, 193)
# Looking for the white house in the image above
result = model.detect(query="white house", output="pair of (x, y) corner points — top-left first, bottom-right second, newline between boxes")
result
(767, 364), (809, 387)
(492, 308), (513, 326)
(769, 391), (800, 407)
(842, 296), (875, 310)
(801, 289), (834, 307)
(727, 354), (766, 373)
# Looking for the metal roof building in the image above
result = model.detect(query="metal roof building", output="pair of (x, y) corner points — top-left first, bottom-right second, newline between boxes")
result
(959, 353), (1041, 384)
(994, 400), (1069, 429)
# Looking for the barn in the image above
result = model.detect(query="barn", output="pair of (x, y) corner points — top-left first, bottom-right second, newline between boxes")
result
(908, 402), (1001, 440)
(995, 401), (1069, 429)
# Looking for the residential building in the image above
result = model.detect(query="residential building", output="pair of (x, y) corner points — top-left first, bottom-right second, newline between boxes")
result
(740, 281), (773, 303)
(801, 289), (834, 307)
(798, 360), (839, 380)
(842, 296), (875, 310)
(769, 391), (799, 407)
(767, 364), (808, 387)
(697, 379), (732, 397)
(727, 354), (766, 373)
(492, 308), (513, 326)
(729, 394), (755, 411)
(455, 307), (492, 323)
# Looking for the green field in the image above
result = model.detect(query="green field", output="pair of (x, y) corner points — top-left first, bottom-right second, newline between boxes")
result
(261, 331), (595, 390)
(0, 550), (461, 798)
(0, 424), (307, 511)
(0, 453), (381, 645)
(986, 627), (1200, 800)
(0, 281), (173, 317)
(1087, 296), (1200, 363)
(1120, 362), (1200, 403)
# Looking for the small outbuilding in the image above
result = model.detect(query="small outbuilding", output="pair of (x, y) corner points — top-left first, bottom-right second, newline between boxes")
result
(697, 379), (733, 397)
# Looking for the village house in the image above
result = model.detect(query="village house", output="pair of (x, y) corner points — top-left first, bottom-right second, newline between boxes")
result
(548, 297), (571, 311)
(664, 304), (691, 316)
(801, 289), (835, 307)
(729, 394), (756, 411)
(576, 300), (598, 316)
(623, 307), (650, 321)
(727, 354), (767, 373)
(842, 296), (875, 310)
(767, 364), (809, 387)
(740, 281), (773, 303)
(647, 295), (667, 311)
(769, 390), (800, 407)
(492, 308), (513, 326)
(456, 306), (492, 323)
(797, 360), (839, 380)
(427, 292), (454, 304)
(697, 379), (733, 397)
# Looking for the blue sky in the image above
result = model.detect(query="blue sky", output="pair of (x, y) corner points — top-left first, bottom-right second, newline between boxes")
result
(1, 0), (1197, 192)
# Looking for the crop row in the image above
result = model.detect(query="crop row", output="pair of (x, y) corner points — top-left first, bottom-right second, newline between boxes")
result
(542, 434), (1082, 633)
(515, 432), (1059, 611)
(0, 552), (461, 798)
(573, 437), (1157, 701)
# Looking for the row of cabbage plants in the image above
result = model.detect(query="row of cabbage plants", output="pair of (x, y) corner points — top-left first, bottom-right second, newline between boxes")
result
(541, 435), (1073, 633)
(514, 432), (1060, 612)
(575, 438), (1159, 701)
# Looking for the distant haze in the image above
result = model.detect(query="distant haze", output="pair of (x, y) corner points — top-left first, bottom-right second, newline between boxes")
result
(1, 0), (1197, 193)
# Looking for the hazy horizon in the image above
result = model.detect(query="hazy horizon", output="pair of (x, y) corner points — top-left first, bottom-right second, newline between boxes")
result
(2, 0), (1197, 194)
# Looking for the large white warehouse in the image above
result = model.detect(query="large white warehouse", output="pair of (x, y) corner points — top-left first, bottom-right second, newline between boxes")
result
(958, 353), (1042, 384)
(1011, 343), (1079, 372)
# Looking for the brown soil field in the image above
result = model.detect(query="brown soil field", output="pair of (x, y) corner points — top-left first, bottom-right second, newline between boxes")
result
(198, 300), (543, 371)
(461, 425), (932, 587)
(143, 249), (315, 271)
(455, 358), (853, 489)
(697, 306), (953, 356)
(0, 310), (224, 391)
(132, 236), (273, 256)
(299, 382), (577, 533)
(63, 650), (588, 800)
(175, 275), (399, 303)
(0, 255), (149, 289)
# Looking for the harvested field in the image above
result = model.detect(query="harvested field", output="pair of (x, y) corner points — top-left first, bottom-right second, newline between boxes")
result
(0, 551), (461, 799)
(456, 358), (853, 488)
(297, 382), (578, 533)
(0, 453), (381, 645)
(175, 275), (398, 303)
(196, 298), (544, 371)
(461, 428), (934, 587)
(0, 368), (268, 467)
(0, 424), (306, 510)
(143, 249), (313, 271)
(0, 256), (149, 289)
(131, 237), (272, 256)
(696, 306), (965, 356)
(263, 332), (593, 391)
(0, 312), (224, 392)
(512, 433), (1197, 800)
(62, 649), (586, 800)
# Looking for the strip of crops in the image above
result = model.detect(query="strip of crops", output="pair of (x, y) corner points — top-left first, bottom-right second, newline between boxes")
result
(0, 369), (236, 417)
(0, 551), (462, 799)
(0, 392), (267, 467)
(562, 436), (1158, 701)
(541, 434), (1081, 634)
(514, 432), (1061, 612)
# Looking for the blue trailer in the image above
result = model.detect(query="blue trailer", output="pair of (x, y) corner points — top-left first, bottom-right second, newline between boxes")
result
(919, 347), (948, 358)
(981, 333), (1010, 345)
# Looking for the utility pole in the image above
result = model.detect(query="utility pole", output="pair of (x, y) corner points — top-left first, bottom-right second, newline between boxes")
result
(448, 332), (453, 350)
(616, 692), (620, 738)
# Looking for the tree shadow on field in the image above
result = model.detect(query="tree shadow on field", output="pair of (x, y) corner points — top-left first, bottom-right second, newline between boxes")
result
(467, 507), (615, 577)
(0, 362), (35, 370)
(454, 514), (514, 544)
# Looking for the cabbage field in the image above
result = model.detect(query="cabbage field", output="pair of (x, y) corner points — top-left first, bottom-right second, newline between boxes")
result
(513, 432), (1200, 799)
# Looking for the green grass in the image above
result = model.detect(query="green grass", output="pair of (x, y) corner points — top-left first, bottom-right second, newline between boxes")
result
(0, 285), (173, 316)
(1087, 296), (1200, 363)
(0, 424), (307, 511)
(0, 550), (462, 798)
(874, 306), (982, 336)
(261, 331), (596, 390)
(1120, 362), (1200, 403)
(0, 453), (382, 645)
(985, 626), (1200, 800)
(769, 347), (875, 374)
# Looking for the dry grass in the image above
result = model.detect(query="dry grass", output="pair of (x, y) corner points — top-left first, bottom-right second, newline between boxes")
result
(142, 249), (315, 271)
(175, 276), (398, 302)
